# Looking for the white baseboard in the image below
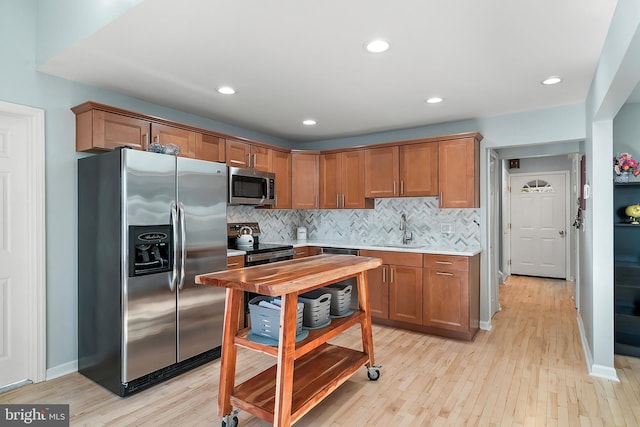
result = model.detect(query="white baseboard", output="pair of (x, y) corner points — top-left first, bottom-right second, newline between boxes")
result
(46, 360), (78, 380)
(479, 320), (492, 331)
(576, 314), (619, 382)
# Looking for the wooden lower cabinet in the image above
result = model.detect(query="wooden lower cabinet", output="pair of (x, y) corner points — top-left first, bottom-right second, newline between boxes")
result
(293, 246), (321, 259)
(423, 253), (480, 340)
(226, 255), (245, 270)
(361, 250), (480, 341)
(359, 250), (423, 325)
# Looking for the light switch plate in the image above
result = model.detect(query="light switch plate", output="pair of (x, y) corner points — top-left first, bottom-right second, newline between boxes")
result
(441, 223), (454, 234)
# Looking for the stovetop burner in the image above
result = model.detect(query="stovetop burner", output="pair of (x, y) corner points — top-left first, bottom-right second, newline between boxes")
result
(227, 222), (293, 254)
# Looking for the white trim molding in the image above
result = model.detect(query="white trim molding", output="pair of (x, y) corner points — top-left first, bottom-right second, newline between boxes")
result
(0, 100), (47, 383)
(576, 313), (619, 381)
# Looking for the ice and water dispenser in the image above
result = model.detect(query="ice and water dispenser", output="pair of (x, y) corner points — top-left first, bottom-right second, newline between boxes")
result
(128, 225), (173, 277)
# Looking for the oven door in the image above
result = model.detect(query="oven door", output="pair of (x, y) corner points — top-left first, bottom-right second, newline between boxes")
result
(245, 248), (294, 266)
(243, 248), (294, 326)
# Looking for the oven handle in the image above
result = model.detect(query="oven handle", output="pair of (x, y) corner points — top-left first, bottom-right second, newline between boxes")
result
(246, 248), (294, 264)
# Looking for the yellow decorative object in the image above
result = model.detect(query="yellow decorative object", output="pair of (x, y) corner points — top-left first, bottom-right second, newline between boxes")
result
(625, 204), (640, 224)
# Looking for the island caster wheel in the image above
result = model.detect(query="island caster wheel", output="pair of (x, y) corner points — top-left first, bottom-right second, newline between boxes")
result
(367, 366), (381, 381)
(222, 411), (239, 427)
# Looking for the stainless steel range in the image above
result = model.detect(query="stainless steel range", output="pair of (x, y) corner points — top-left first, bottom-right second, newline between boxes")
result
(227, 222), (294, 266)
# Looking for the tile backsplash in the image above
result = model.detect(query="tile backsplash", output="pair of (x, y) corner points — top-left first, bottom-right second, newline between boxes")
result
(227, 197), (480, 250)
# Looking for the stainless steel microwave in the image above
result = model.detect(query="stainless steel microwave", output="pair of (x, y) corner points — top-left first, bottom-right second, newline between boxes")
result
(228, 166), (276, 206)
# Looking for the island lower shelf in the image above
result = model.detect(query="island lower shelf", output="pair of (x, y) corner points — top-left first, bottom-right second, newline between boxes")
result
(231, 343), (369, 425)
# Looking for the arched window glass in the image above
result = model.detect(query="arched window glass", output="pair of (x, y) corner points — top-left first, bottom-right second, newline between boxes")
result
(521, 179), (554, 193)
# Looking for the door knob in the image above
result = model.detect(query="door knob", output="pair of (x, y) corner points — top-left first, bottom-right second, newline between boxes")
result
(559, 230), (565, 236)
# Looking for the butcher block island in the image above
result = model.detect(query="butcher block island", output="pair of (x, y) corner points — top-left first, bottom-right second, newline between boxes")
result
(196, 254), (383, 427)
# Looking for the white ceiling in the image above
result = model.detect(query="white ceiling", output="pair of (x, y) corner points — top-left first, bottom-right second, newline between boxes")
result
(39, 0), (619, 143)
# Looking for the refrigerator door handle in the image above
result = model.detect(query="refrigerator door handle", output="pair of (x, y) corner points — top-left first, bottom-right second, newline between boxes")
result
(170, 202), (179, 292)
(178, 202), (187, 290)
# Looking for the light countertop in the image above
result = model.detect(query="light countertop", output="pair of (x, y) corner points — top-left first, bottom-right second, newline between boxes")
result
(228, 240), (482, 257)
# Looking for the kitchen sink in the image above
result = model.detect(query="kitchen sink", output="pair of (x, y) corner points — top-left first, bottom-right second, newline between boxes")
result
(373, 244), (426, 249)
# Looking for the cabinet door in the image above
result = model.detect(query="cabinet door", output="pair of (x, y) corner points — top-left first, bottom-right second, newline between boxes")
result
(438, 138), (479, 208)
(364, 146), (399, 197)
(152, 123), (196, 158)
(400, 142), (438, 196)
(251, 146), (271, 172)
(271, 150), (292, 209)
(291, 153), (319, 209)
(319, 153), (341, 208)
(195, 133), (225, 162)
(366, 265), (389, 319)
(226, 139), (250, 168)
(424, 269), (468, 331)
(342, 150), (368, 208)
(88, 110), (150, 151)
(389, 266), (423, 324)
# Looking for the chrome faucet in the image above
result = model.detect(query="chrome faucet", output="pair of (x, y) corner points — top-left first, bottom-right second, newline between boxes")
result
(400, 213), (413, 245)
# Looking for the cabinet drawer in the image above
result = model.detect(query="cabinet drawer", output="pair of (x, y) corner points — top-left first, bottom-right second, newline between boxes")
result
(424, 254), (468, 271)
(360, 250), (422, 267)
(227, 255), (245, 270)
(293, 247), (309, 259)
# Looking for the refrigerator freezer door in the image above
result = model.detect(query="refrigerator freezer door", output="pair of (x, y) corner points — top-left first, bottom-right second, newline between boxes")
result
(176, 158), (227, 362)
(123, 150), (177, 382)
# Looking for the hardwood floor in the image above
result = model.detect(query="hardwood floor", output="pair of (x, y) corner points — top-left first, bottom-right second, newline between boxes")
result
(2, 275), (640, 426)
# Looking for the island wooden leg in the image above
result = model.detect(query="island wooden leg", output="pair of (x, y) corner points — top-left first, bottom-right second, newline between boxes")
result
(356, 271), (375, 366)
(273, 292), (298, 426)
(218, 288), (243, 417)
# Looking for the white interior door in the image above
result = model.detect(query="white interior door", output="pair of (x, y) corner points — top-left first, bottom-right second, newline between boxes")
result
(510, 172), (567, 279)
(0, 102), (46, 390)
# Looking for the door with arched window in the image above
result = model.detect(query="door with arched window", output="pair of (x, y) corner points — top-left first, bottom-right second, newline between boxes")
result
(509, 172), (568, 279)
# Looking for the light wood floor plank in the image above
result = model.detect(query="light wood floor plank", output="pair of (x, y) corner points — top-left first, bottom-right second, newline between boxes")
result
(2, 275), (640, 426)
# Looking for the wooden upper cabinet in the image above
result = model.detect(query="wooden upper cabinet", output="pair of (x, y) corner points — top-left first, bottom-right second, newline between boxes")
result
(75, 109), (151, 152)
(364, 146), (399, 198)
(399, 142), (438, 196)
(251, 146), (271, 172)
(271, 150), (292, 209)
(225, 139), (251, 168)
(438, 137), (480, 208)
(319, 153), (341, 208)
(291, 152), (319, 209)
(152, 123), (196, 158)
(225, 139), (271, 171)
(341, 150), (371, 209)
(320, 150), (371, 209)
(195, 133), (225, 162)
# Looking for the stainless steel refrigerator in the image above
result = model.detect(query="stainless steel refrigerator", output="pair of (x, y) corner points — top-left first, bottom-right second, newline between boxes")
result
(78, 148), (227, 396)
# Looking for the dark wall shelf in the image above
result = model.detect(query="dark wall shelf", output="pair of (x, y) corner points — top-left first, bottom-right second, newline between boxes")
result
(614, 182), (640, 357)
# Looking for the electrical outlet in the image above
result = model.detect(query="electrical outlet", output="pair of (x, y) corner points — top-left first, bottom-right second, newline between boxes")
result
(441, 223), (454, 234)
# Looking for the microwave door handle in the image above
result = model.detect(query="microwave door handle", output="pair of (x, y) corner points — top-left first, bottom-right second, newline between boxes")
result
(170, 202), (178, 292)
(178, 202), (186, 290)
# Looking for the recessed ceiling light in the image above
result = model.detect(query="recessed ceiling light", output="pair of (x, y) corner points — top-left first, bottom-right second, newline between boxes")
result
(541, 76), (562, 85)
(218, 86), (236, 95)
(302, 119), (317, 126)
(425, 97), (443, 104)
(364, 39), (390, 53)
